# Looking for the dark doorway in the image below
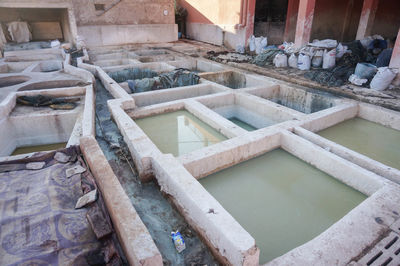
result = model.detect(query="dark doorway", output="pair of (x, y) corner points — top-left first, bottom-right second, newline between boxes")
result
(254, 0), (288, 44)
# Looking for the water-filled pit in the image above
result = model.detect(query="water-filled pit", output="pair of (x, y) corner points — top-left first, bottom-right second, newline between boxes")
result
(134, 110), (227, 156)
(317, 117), (400, 170)
(247, 85), (337, 114)
(199, 148), (366, 263)
(167, 59), (226, 74)
(213, 105), (285, 130)
(200, 70), (266, 89)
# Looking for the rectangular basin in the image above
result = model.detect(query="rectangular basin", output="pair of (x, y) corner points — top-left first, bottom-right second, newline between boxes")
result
(199, 71), (266, 89)
(135, 110), (227, 156)
(138, 55), (177, 63)
(198, 93), (294, 131)
(199, 148), (366, 264)
(132, 84), (226, 107)
(167, 59), (226, 73)
(317, 117), (400, 170)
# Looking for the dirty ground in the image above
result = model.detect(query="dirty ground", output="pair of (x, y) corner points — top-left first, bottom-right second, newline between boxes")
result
(94, 79), (217, 265)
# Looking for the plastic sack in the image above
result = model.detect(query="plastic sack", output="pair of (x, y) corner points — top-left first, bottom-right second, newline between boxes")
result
(348, 74), (367, 86)
(7, 21), (31, 43)
(297, 53), (311, 70)
(260, 37), (268, 52)
(288, 53), (297, 68)
(309, 39), (338, 48)
(236, 44), (245, 54)
(255, 37), (267, 54)
(322, 49), (336, 69)
(311, 50), (323, 67)
(336, 43), (348, 58)
(282, 42), (296, 54)
(370, 67), (397, 91)
(51, 40), (60, 48)
(249, 35), (256, 52)
(273, 53), (288, 67)
(299, 46), (315, 57)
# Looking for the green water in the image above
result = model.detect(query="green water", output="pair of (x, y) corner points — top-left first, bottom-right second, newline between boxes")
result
(199, 149), (366, 264)
(229, 117), (257, 131)
(135, 110), (227, 156)
(12, 142), (67, 155)
(318, 117), (400, 170)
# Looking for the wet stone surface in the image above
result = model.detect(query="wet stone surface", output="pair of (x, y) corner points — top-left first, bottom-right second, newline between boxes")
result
(94, 80), (217, 265)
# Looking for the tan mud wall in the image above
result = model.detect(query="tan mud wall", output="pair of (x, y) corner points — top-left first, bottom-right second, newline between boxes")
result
(71, 0), (174, 26)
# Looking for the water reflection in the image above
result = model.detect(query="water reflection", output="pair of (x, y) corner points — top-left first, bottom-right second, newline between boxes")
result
(135, 110), (227, 156)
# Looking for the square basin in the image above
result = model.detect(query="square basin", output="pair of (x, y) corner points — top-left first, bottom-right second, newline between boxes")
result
(199, 148), (366, 264)
(135, 110), (227, 156)
(138, 55), (176, 63)
(200, 71), (265, 89)
(247, 85), (337, 114)
(213, 105), (282, 130)
(317, 117), (400, 170)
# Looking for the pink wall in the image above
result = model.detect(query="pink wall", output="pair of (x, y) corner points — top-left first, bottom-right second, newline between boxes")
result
(178, 0), (241, 25)
(284, 0), (299, 42)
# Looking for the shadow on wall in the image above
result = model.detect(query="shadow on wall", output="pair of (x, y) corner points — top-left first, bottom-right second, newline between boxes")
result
(176, 0), (247, 49)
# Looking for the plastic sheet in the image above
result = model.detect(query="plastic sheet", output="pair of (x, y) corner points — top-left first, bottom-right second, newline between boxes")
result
(108, 68), (158, 83)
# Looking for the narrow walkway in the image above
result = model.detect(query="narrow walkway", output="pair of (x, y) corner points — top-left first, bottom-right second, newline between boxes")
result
(94, 79), (216, 265)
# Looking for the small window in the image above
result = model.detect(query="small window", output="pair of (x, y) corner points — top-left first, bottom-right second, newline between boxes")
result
(94, 4), (105, 11)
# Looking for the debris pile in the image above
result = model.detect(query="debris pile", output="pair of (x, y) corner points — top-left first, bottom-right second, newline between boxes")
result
(206, 35), (398, 91)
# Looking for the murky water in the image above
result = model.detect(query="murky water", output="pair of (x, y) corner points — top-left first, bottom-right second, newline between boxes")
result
(199, 148), (366, 264)
(135, 110), (227, 156)
(318, 117), (400, 170)
(229, 117), (256, 131)
(12, 142), (67, 155)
